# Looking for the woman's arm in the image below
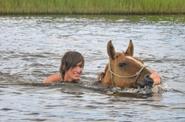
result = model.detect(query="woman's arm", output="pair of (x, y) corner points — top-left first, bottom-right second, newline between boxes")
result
(149, 70), (161, 85)
(43, 73), (62, 84)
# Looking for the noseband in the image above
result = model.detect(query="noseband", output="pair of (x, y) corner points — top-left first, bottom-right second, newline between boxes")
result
(108, 62), (146, 86)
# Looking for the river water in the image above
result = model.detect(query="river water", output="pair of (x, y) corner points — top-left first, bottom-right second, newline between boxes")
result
(0, 15), (185, 122)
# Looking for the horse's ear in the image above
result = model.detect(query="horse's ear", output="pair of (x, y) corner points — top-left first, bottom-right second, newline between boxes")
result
(107, 40), (116, 59)
(125, 40), (134, 56)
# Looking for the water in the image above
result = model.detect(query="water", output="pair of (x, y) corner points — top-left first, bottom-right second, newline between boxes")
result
(0, 15), (185, 121)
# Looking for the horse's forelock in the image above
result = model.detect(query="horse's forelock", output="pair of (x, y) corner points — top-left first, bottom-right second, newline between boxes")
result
(115, 52), (123, 58)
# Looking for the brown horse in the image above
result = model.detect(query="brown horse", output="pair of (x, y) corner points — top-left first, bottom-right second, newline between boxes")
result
(98, 40), (154, 88)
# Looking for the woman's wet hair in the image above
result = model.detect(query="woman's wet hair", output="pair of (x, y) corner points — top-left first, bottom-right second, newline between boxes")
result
(59, 51), (84, 79)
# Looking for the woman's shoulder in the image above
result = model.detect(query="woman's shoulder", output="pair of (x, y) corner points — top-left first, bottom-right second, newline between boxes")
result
(43, 72), (62, 84)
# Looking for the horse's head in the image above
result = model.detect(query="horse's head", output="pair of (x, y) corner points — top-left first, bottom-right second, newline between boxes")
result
(99, 40), (152, 88)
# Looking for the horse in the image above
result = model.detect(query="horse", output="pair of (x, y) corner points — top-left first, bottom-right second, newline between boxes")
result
(98, 40), (154, 89)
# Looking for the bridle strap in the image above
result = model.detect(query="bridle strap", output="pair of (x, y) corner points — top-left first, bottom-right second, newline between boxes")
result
(108, 63), (146, 86)
(109, 63), (146, 78)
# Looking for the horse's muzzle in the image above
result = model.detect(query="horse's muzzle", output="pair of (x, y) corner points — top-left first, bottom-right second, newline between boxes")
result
(137, 74), (154, 88)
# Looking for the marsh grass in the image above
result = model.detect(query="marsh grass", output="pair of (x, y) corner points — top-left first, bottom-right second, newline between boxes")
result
(0, 0), (185, 15)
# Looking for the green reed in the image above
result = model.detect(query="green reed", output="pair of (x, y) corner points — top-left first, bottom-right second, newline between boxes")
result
(0, 0), (184, 15)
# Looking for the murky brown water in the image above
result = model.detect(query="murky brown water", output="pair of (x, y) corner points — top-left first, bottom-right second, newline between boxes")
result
(0, 15), (185, 122)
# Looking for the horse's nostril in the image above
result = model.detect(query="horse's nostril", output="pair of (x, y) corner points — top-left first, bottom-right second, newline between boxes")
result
(144, 74), (154, 88)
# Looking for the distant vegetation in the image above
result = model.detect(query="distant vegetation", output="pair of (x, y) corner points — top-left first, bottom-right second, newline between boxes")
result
(0, 0), (185, 15)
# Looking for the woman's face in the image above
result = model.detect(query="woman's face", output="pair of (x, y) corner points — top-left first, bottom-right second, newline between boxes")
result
(64, 62), (84, 82)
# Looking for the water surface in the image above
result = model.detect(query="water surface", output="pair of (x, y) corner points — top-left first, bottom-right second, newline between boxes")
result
(0, 15), (185, 122)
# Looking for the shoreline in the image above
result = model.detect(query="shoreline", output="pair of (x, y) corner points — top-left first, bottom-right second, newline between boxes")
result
(0, 13), (185, 16)
(0, 0), (185, 15)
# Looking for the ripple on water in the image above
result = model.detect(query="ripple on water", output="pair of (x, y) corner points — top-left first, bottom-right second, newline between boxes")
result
(0, 16), (185, 121)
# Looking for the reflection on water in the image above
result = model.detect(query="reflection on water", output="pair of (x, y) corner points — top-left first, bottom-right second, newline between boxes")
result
(0, 15), (185, 121)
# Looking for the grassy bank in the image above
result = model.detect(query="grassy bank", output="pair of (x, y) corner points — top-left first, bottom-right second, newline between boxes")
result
(0, 0), (185, 15)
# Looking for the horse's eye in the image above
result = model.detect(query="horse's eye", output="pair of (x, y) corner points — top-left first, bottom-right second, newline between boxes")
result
(118, 62), (127, 68)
